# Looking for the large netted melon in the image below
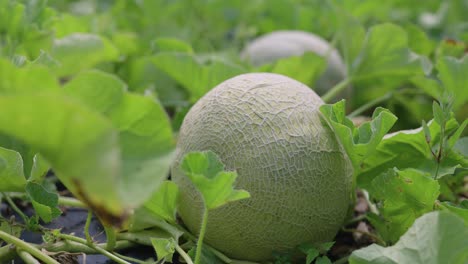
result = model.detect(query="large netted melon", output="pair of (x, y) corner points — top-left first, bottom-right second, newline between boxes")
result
(172, 73), (353, 261)
(241, 30), (347, 96)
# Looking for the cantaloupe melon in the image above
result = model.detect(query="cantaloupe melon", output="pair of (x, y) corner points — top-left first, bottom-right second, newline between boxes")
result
(241, 31), (347, 96)
(172, 73), (353, 261)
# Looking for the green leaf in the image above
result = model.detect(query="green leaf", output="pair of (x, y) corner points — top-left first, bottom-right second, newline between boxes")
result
(358, 118), (462, 188)
(298, 243), (320, 264)
(432, 101), (445, 126)
(25, 182), (61, 223)
(438, 201), (468, 225)
(127, 207), (183, 239)
(151, 52), (246, 101)
(143, 181), (179, 224)
(180, 151), (250, 210)
(370, 168), (439, 243)
(0, 147), (26, 192)
(350, 211), (468, 264)
(316, 256), (332, 264)
(436, 56), (468, 111)
(29, 154), (50, 182)
(335, 15), (366, 72)
(64, 70), (176, 209)
(453, 137), (468, 157)
(257, 52), (326, 91)
(63, 70), (125, 113)
(51, 33), (119, 77)
(0, 219), (22, 238)
(0, 94), (124, 224)
(151, 237), (176, 262)
(0, 58), (60, 94)
(320, 101), (397, 171)
(351, 23), (424, 81)
(152, 37), (194, 53)
(404, 23), (435, 56)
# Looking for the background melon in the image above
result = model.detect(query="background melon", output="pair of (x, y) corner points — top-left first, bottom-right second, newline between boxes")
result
(172, 73), (353, 261)
(241, 30), (347, 96)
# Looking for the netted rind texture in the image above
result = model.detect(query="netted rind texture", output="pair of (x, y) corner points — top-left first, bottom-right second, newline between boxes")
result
(172, 73), (352, 261)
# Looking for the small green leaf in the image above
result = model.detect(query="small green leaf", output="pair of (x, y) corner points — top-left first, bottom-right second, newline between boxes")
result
(0, 147), (26, 192)
(432, 101), (445, 126)
(144, 181), (179, 224)
(180, 151), (250, 210)
(0, 58), (60, 95)
(29, 154), (50, 183)
(316, 256), (332, 264)
(0, 220), (22, 238)
(151, 53), (246, 101)
(436, 56), (468, 111)
(422, 120), (431, 143)
(257, 52), (326, 92)
(320, 101), (397, 171)
(152, 38), (194, 53)
(370, 168), (439, 243)
(25, 182), (61, 223)
(151, 237), (176, 262)
(51, 33), (119, 77)
(350, 211), (468, 264)
(299, 245), (319, 264)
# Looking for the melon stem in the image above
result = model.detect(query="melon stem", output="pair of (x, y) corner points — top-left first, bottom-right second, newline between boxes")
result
(194, 205), (209, 264)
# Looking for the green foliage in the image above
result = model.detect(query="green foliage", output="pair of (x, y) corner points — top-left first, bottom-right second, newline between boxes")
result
(0, 147), (26, 192)
(0, 0), (466, 263)
(25, 182), (61, 223)
(320, 101), (398, 171)
(180, 151), (250, 210)
(369, 168), (439, 243)
(350, 211), (468, 264)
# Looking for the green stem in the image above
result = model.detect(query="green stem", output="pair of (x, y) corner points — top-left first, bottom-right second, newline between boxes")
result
(434, 120), (446, 180)
(348, 92), (392, 118)
(175, 244), (194, 264)
(113, 251), (153, 264)
(178, 224), (233, 263)
(342, 228), (386, 246)
(84, 210), (93, 243)
(104, 225), (116, 251)
(2, 193), (29, 224)
(58, 196), (86, 208)
(345, 214), (367, 226)
(322, 78), (352, 103)
(0, 230), (60, 264)
(17, 250), (41, 264)
(58, 234), (131, 264)
(194, 206), (209, 264)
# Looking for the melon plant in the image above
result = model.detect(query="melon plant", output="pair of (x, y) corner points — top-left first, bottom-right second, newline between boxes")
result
(241, 30), (347, 96)
(172, 73), (353, 261)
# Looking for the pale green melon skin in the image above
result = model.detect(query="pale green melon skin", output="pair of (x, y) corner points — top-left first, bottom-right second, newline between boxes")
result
(241, 30), (347, 97)
(172, 73), (353, 261)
